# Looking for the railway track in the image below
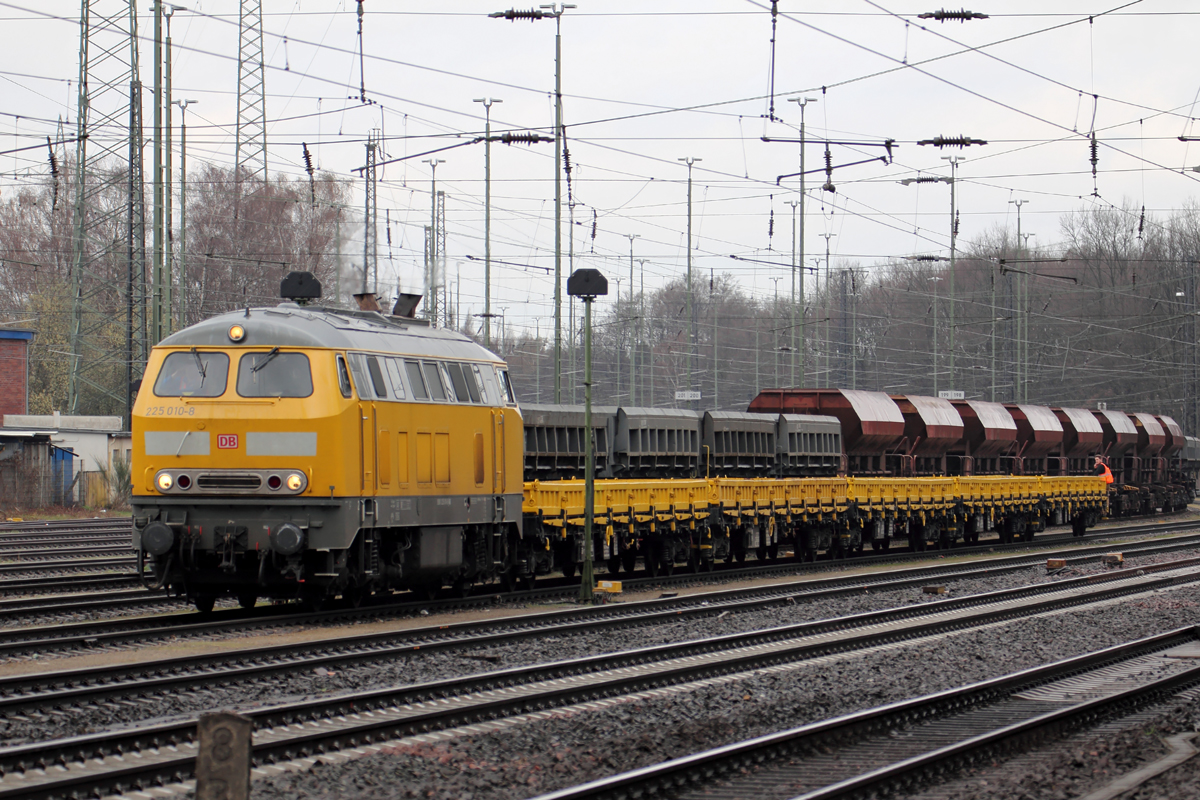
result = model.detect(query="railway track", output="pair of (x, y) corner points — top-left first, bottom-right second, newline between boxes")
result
(0, 520), (1195, 657)
(0, 515), (1190, 635)
(2, 552), (1200, 798)
(0, 518), (130, 534)
(1, 527), (1198, 660)
(534, 627), (1200, 800)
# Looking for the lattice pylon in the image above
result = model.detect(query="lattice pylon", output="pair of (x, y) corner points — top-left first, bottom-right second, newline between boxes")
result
(235, 0), (267, 183)
(363, 130), (378, 295)
(69, 0), (146, 422)
(436, 190), (447, 326)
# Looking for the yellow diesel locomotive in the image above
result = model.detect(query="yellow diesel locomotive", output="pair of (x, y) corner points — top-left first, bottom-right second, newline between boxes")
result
(132, 272), (524, 611)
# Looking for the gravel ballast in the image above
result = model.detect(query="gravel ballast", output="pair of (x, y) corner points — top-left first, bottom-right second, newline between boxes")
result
(234, 561), (1200, 799)
(0, 551), (1190, 747)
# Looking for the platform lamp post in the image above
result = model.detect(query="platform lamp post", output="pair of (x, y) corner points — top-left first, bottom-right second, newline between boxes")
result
(626, 233), (638, 404)
(174, 98), (196, 328)
(474, 97), (502, 349)
(679, 156), (701, 407)
(568, 267), (607, 603)
(422, 158), (445, 325)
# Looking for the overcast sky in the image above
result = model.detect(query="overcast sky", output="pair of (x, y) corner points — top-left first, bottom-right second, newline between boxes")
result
(3, 1), (1200, 335)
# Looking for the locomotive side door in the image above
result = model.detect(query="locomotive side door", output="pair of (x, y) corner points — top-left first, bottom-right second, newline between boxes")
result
(346, 353), (376, 495)
(359, 400), (376, 494)
(492, 408), (507, 495)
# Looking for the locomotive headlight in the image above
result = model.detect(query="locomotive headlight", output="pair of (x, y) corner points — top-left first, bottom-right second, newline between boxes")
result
(228, 324), (246, 342)
(286, 472), (304, 491)
(156, 472), (173, 491)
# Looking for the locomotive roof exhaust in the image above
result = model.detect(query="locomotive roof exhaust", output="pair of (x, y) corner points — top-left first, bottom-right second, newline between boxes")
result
(353, 292), (382, 312)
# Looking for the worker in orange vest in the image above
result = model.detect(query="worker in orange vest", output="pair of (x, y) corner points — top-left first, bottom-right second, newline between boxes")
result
(1094, 459), (1114, 484)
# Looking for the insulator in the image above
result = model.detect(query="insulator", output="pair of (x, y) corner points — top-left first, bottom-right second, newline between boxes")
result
(824, 147), (833, 177)
(562, 141), (573, 174)
(591, 209), (597, 240)
(954, 211), (960, 237)
(768, 209), (775, 241)
(302, 143), (314, 176)
(499, 132), (545, 145)
(1138, 206), (1145, 238)
(1089, 134), (1099, 169)
(917, 9), (989, 22)
(493, 9), (545, 21)
(46, 137), (58, 178)
(918, 135), (987, 148)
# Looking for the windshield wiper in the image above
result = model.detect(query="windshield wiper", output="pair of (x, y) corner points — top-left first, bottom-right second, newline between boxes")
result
(189, 347), (207, 386)
(251, 347), (280, 373)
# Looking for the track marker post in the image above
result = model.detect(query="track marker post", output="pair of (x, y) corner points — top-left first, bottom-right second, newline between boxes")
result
(196, 711), (253, 800)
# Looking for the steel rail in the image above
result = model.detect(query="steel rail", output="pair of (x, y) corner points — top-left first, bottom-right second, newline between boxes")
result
(0, 526), (1195, 662)
(529, 628), (1200, 800)
(0, 557), (134, 577)
(0, 572), (140, 594)
(0, 530), (1197, 662)
(1, 560), (1200, 799)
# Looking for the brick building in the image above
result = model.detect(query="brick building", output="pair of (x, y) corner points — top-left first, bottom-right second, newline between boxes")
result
(0, 329), (34, 416)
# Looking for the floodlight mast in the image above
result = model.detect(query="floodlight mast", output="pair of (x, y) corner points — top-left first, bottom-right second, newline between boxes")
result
(567, 268), (607, 603)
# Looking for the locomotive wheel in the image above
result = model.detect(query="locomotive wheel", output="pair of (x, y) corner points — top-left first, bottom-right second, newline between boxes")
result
(660, 555), (675, 576)
(194, 594), (216, 614)
(606, 556), (621, 575)
(734, 550), (747, 564)
(872, 538), (890, 553)
(621, 549), (639, 574)
(755, 546), (768, 562)
(451, 578), (473, 599)
(701, 557), (714, 572)
(645, 553), (659, 577)
(518, 573), (536, 591)
(767, 544), (780, 561)
(236, 590), (258, 610)
(562, 561), (577, 580)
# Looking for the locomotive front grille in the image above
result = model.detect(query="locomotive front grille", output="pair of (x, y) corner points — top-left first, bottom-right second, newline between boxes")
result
(197, 474), (263, 490)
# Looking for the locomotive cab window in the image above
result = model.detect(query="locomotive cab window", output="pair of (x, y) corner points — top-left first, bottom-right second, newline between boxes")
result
(154, 350), (229, 397)
(422, 362), (447, 401)
(336, 355), (353, 398)
(237, 351), (313, 398)
(366, 356), (389, 399)
(458, 363), (482, 402)
(405, 360), (428, 400)
(499, 369), (516, 405)
(385, 358), (407, 400)
(470, 365), (491, 404)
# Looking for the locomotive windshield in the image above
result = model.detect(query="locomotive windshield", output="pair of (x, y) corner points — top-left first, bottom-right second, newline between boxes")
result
(237, 351), (313, 398)
(154, 350), (229, 397)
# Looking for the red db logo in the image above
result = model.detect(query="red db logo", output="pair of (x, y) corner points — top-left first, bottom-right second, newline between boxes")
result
(217, 434), (239, 449)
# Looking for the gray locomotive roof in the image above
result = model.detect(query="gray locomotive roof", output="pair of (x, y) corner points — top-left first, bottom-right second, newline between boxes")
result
(158, 303), (502, 364)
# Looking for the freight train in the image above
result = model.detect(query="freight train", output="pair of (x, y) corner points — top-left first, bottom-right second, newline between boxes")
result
(131, 273), (1198, 611)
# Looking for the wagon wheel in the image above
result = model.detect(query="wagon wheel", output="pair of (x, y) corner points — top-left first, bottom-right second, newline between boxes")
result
(236, 590), (258, 610)
(606, 556), (621, 575)
(193, 594), (216, 614)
